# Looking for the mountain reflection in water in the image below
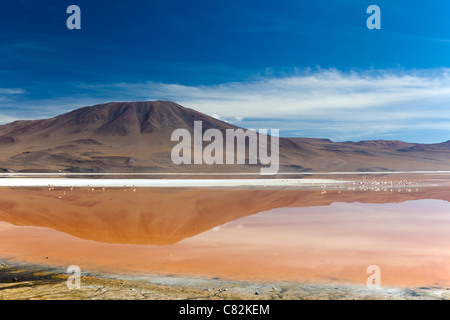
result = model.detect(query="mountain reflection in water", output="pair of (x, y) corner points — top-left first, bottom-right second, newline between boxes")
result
(0, 186), (449, 287)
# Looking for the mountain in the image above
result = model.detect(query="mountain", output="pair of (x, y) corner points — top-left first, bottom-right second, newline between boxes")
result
(0, 101), (238, 173)
(0, 100), (449, 173)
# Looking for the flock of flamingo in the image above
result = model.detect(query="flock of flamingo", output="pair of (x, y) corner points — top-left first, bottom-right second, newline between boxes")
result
(44, 176), (421, 200)
(48, 184), (138, 199)
(320, 176), (420, 194)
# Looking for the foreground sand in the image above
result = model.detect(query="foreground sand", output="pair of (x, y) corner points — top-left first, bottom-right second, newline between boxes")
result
(1, 260), (449, 300)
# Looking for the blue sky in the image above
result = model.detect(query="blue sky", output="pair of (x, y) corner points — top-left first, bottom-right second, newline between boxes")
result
(1, 0), (450, 142)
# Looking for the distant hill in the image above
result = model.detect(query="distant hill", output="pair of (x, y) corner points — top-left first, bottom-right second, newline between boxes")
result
(0, 101), (449, 173)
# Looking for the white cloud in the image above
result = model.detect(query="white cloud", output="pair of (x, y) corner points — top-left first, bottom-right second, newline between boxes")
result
(212, 114), (225, 121)
(65, 68), (450, 141)
(4, 68), (450, 142)
(77, 68), (450, 122)
(171, 69), (450, 120)
(0, 114), (24, 124)
(0, 88), (25, 95)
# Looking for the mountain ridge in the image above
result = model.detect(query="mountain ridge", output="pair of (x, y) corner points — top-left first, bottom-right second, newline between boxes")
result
(0, 101), (449, 173)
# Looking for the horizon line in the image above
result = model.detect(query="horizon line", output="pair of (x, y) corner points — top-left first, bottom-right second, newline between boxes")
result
(0, 171), (449, 177)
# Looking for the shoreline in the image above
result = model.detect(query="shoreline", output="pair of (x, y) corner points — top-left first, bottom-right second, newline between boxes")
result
(1, 171), (450, 176)
(0, 176), (446, 188)
(0, 172), (448, 188)
(0, 178), (340, 188)
(1, 259), (449, 300)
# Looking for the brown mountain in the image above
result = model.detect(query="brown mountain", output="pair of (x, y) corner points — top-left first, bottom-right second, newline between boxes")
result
(0, 101), (239, 173)
(0, 100), (449, 173)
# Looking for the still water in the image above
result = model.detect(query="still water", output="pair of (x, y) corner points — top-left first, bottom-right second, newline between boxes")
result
(0, 185), (449, 288)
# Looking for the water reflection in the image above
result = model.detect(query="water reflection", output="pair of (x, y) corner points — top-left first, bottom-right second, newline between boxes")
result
(0, 186), (449, 287)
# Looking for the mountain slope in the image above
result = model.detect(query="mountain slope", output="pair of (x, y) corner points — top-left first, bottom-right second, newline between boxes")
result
(0, 101), (449, 173)
(0, 101), (239, 172)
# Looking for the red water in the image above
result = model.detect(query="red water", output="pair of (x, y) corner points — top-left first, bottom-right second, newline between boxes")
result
(0, 187), (449, 288)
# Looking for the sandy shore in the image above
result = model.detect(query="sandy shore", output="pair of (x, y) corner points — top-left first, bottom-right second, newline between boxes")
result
(1, 259), (449, 300)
